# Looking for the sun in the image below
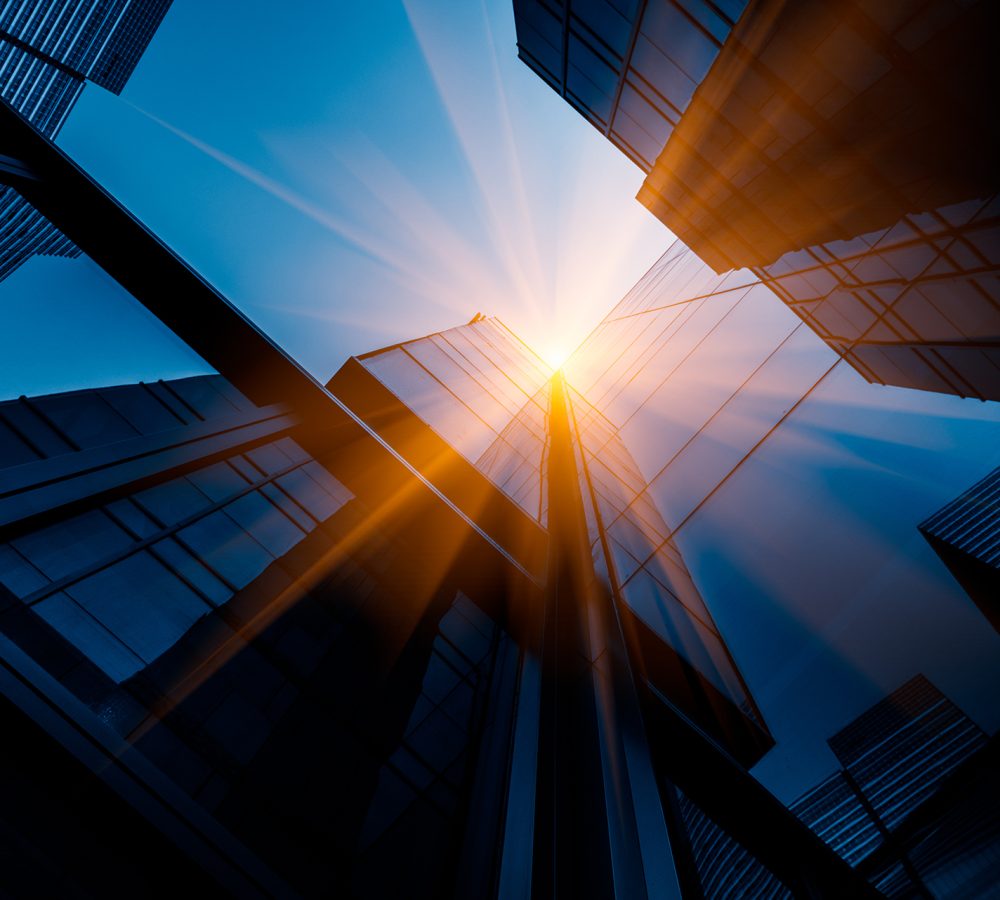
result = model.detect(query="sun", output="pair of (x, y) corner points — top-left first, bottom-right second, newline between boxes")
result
(539, 342), (570, 371)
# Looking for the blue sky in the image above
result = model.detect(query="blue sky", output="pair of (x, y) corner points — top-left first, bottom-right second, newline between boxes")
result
(2, 0), (999, 808)
(0, 0), (673, 399)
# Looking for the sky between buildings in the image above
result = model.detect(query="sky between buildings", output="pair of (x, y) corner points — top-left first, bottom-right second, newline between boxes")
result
(0, 0), (672, 399)
(2, 0), (999, 805)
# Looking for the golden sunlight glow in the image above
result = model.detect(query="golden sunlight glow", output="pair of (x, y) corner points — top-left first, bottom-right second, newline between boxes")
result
(539, 341), (570, 371)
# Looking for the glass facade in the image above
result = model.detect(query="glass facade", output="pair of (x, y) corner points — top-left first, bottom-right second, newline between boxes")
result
(563, 237), (1000, 895)
(353, 318), (552, 523)
(790, 676), (1000, 899)
(567, 383), (771, 760)
(513, 0), (747, 170)
(0, 0), (173, 282)
(1, 2), (998, 895)
(516, 0), (1000, 400)
(0, 365), (537, 896)
(0, 188), (543, 896)
(920, 463), (1000, 632)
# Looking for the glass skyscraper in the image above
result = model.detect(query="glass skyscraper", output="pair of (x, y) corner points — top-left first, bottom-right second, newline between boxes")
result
(515, 0), (1000, 401)
(920, 465), (1000, 633)
(0, 0), (172, 281)
(0, 0), (998, 896)
(792, 675), (999, 899)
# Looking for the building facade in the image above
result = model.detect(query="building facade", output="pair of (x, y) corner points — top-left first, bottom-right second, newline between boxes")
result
(0, 100), (880, 891)
(920, 465), (1000, 633)
(562, 236), (1000, 894)
(1, 5), (998, 895)
(0, 0), (172, 281)
(0, 365), (548, 897)
(515, 0), (1000, 400)
(794, 675), (999, 899)
(682, 675), (1000, 899)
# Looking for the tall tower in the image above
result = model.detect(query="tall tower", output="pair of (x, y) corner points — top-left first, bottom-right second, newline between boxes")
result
(0, 1), (173, 281)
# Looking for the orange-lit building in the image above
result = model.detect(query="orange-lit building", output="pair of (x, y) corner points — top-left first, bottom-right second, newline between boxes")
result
(515, 0), (1000, 400)
(0, 2), (998, 896)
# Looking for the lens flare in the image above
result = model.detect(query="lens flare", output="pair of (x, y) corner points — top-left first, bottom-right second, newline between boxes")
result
(539, 342), (570, 370)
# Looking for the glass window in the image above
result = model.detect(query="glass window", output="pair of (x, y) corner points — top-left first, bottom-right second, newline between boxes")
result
(134, 476), (213, 526)
(177, 510), (274, 590)
(276, 467), (347, 522)
(151, 537), (233, 607)
(34, 591), (144, 683)
(622, 567), (746, 704)
(11, 508), (135, 581)
(223, 491), (305, 558)
(186, 460), (251, 503)
(0, 543), (48, 598)
(64, 551), (210, 667)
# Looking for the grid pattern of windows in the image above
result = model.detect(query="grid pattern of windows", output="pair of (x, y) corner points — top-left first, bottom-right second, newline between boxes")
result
(788, 676), (997, 898)
(0, 1), (172, 283)
(0, 1), (172, 94)
(0, 435), (353, 681)
(516, 0), (1000, 402)
(360, 318), (552, 522)
(827, 675), (988, 833)
(0, 376), (352, 684)
(513, 0), (747, 170)
(565, 241), (837, 533)
(676, 788), (793, 899)
(0, 188), (77, 281)
(635, 0), (996, 271)
(790, 772), (883, 866)
(759, 194), (1000, 401)
(0, 367), (523, 896)
(921, 464), (1000, 569)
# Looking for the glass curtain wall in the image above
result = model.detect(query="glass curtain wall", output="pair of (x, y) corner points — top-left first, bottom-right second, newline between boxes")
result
(563, 240), (1000, 897)
(0, 163), (539, 898)
(356, 318), (552, 524)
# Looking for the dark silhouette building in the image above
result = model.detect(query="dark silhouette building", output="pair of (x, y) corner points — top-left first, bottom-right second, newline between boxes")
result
(0, 0), (172, 281)
(0, 4), (998, 896)
(794, 676), (999, 899)
(920, 465), (1000, 634)
(677, 676), (1000, 899)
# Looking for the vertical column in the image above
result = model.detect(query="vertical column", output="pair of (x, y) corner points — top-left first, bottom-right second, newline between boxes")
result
(530, 374), (684, 900)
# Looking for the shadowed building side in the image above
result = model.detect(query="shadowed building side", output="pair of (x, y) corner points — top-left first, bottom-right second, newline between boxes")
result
(0, 0), (173, 282)
(515, 0), (1000, 400)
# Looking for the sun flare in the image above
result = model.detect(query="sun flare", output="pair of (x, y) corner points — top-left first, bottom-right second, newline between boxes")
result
(539, 341), (570, 371)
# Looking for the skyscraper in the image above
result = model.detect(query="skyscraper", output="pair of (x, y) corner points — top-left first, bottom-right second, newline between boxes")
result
(793, 675), (999, 899)
(514, 0), (1000, 400)
(920, 465), (1000, 633)
(0, 0), (173, 281)
(684, 675), (1000, 899)
(1, 3), (998, 896)
(0, 88), (888, 895)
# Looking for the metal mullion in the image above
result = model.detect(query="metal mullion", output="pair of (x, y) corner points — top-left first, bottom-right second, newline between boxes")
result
(231, 450), (325, 535)
(19, 458), (313, 607)
(437, 332), (526, 414)
(399, 346), (505, 443)
(427, 334), (523, 419)
(103, 498), (225, 609)
(482, 320), (551, 385)
(845, 198), (997, 353)
(493, 319), (553, 382)
(589, 305), (673, 411)
(598, 287), (748, 437)
(470, 323), (548, 397)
